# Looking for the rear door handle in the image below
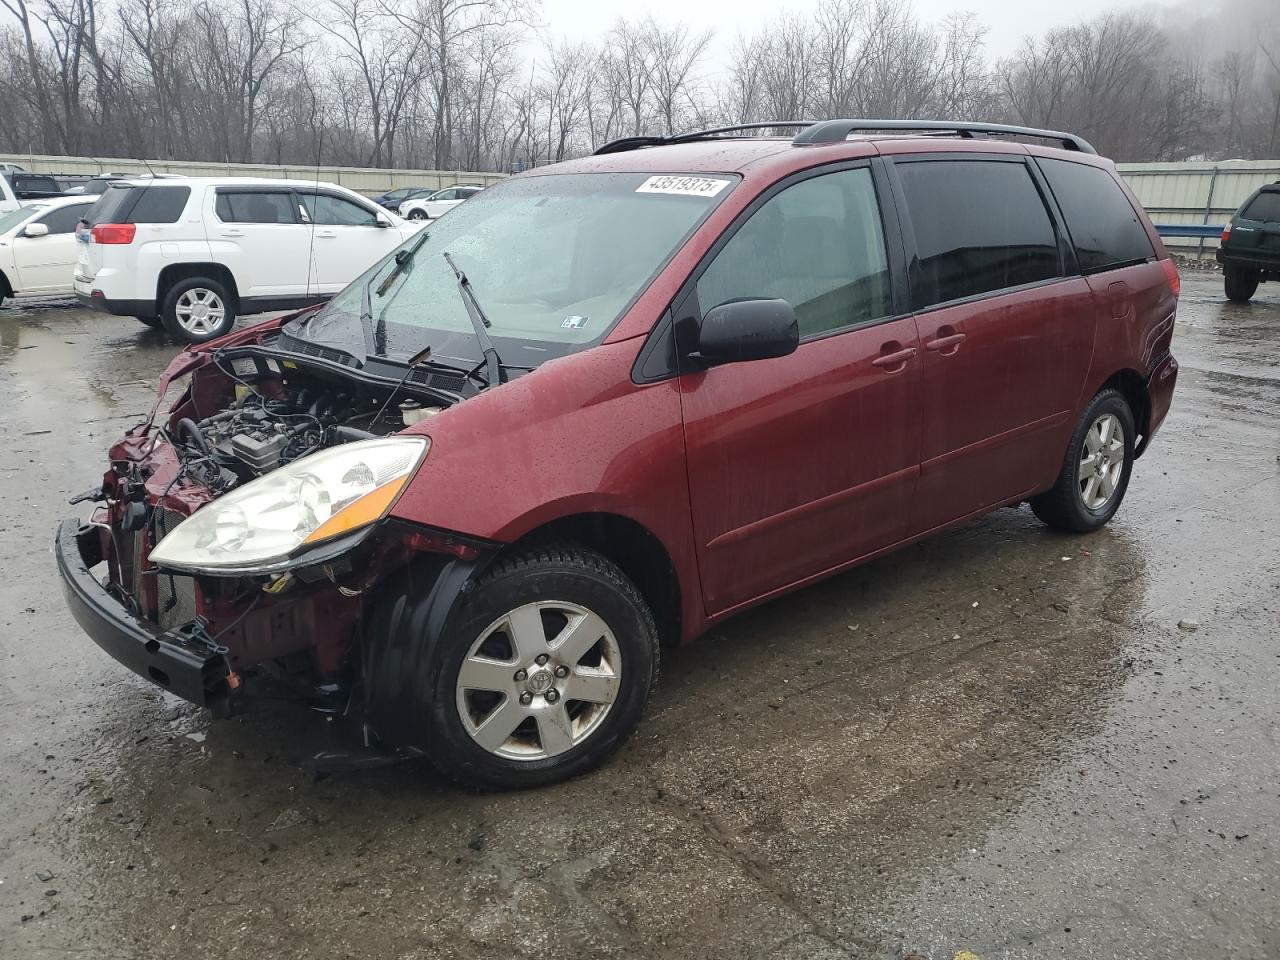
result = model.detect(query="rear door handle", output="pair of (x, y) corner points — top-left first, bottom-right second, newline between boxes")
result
(871, 346), (917, 369)
(220, 229), (243, 237)
(924, 332), (967, 353)
(316, 229), (337, 239)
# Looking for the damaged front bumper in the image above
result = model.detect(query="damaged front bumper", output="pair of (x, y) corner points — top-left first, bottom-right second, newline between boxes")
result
(55, 518), (231, 707)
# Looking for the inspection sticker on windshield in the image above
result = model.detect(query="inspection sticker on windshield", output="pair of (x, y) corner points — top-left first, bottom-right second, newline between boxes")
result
(562, 315), (589, 329)
(636, 175), (731, 197)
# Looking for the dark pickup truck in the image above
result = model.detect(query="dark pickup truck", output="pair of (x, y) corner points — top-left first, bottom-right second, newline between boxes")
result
(1218, 182), (1280, 302)
(3, 171), (68, 200)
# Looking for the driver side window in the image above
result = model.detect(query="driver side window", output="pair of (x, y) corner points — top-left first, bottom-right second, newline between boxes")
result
(302, 193), (379, 226)
(696, 167), (892, 338)
(37, 204), (91, 234)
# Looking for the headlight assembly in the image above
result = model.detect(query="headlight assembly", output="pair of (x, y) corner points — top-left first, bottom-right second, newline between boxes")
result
(149, 437), (428, 575)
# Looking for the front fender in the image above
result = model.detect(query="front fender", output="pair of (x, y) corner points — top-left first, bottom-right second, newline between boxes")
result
(360, 553), (492, 751)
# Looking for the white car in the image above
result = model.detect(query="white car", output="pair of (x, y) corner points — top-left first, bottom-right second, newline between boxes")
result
(74, 177), (423, 343)
(0, 173), (21, 215)
(398, 184), (484, 220)
(0, 197), (98, 305)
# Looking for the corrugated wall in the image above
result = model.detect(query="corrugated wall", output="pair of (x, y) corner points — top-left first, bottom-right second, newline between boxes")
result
(1115, 160), (1280, 258)
(5, 152), (1277, 260)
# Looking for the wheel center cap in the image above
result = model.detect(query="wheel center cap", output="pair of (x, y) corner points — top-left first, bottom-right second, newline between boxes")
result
(525, 669), (554, 694)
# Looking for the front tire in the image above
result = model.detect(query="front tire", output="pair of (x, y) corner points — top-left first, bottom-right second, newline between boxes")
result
(135, 315), (162, 328)
(1031, 388), (1135, 533)
(1224, 265), (1259, 303)
(379, 544), (659, 790)
(408, 209), (428, 221)
(161, 276), (236, 343)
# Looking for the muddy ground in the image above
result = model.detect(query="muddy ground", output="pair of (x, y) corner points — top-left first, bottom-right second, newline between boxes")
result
(1, 273), (1276, 960)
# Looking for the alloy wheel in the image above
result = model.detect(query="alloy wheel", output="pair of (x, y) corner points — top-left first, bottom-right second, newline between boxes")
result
(1078, 413), (1125, 510)
(455, 600), (622, 761)
(174, 287), (226, 336)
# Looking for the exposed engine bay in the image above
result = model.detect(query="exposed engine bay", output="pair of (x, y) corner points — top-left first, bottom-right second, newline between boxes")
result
(168, 351), (447, 493)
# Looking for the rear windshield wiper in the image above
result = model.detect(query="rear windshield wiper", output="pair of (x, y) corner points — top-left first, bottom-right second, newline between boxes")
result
(358, 227), (433, 362)
(443, 251), (504, 388)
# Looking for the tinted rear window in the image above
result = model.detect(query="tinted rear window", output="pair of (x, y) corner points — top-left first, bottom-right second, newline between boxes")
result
(1037, 158), (1154, 274)
(897, 159), (1061, 309)
(13, 175), (59, 192)
(128, 186), (190, 223)
(1241, 190), (1280, 223)
(83, 184), (190, 225)
(84, 185), (135, 226)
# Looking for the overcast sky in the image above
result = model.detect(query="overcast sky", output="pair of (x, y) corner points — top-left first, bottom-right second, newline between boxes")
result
(535, 0), (1187, 67)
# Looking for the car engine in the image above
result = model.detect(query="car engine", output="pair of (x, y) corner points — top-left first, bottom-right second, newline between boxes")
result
(170, 371), (443, 493)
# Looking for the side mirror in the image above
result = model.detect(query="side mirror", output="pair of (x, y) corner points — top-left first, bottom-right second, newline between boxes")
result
(695, 298), (799, 365)
(374, 215), (391, 228)
(23, 222), (48, 238)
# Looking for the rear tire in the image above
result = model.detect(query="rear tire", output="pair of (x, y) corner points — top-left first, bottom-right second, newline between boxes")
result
(372, 544), (659, 790)
(1224, 265), (1259, 303)
(1031, 388), (1135, 534)
(135, 315), (162, 328)
(161, 276), (236, 344)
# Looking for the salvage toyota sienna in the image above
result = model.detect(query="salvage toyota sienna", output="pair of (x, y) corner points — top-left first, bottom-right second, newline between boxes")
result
(57, 120), (1179, 789)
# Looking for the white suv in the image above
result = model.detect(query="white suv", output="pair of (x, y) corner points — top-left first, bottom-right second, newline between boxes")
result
(398, 184), (484, 220)
(74, 177), (423, 343)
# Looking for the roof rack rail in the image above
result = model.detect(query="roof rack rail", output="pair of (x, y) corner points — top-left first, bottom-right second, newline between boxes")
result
(593, 121), (815, 156)
(791, 119), (1097, 154)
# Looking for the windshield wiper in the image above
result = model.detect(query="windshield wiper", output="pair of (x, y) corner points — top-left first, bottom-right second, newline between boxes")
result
(443, 251), (504, 388)
(358, 228), (433, 363)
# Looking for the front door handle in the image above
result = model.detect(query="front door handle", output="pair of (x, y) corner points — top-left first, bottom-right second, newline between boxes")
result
(871, 345), (917, 370)
(925, 332), (967, 353)
(220, 229), (243, 237)
(316, 229), (337, 239)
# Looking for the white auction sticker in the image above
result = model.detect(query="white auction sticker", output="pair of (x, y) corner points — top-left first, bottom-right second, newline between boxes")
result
(636, 175), (731, 197)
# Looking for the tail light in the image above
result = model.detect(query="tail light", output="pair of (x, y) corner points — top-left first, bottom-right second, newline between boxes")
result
(1220, 222), (1232, 245)
(90, 223), (136, 244)
(1160, 258), (1180, 299)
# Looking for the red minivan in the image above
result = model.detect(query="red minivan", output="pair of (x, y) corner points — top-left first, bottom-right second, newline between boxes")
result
(57, 121), (1179, 788)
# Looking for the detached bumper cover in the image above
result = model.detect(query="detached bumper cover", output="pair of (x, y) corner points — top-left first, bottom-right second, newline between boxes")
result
(55, 518), (229, 706)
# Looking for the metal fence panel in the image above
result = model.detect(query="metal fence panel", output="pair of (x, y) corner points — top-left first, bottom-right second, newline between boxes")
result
(1116, 160), (1280, 257)
(0, 153), (506, 196)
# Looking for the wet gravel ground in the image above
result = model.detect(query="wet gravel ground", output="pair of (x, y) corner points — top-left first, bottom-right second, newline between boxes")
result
(1, 273), (1277, 960)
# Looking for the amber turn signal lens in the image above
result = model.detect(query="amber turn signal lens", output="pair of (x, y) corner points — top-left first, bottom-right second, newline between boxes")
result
(301, 476), (408, 545)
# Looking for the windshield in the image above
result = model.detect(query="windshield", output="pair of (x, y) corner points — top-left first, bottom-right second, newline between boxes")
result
(0, 205), (41, 234)
(290, 171), (738, 368)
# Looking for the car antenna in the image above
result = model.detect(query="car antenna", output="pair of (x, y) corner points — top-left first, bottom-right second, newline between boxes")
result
(137, 156), (159, 178)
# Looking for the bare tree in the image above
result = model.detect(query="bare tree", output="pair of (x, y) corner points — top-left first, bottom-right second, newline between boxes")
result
(305, 0), (426, 167)
(643, 18), (711, 136)
(1, 0), (1278, 170)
